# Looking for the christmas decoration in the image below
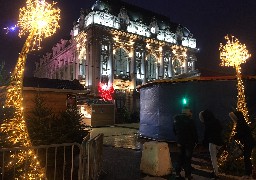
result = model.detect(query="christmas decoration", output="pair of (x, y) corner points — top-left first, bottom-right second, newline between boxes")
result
(218, 35), (251, 176)
(18, 0), (60, 50)
(219, 34), (251, 123)
(0, 0), (60, 179)
(98, 83), (114, 101)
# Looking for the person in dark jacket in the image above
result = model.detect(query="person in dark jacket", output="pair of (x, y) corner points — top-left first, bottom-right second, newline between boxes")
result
(199, 109), (224, 179)
(173, 107), (198, 180)
(229, 111), (255, 179)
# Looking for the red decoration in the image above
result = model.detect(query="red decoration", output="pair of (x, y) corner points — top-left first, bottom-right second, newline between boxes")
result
(98, 83), (114, 101)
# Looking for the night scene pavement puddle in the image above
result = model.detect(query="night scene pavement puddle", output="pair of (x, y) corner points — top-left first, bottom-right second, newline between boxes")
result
(89, 125), (142, 150)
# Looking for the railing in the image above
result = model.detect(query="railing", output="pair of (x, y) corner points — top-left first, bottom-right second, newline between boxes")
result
(85, 134), (103, 180)
(0, 133), (104, 180)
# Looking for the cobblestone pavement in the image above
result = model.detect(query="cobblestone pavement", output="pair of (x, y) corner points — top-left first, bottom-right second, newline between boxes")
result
(91, 124), (242, 180)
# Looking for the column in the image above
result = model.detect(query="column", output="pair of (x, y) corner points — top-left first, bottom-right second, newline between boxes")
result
(130, 47), (136, 89)
(183, 57), (188, 74)
(141, 50), (146, 84)
(82, 59), (86, 78)
(159, 52), (164, 79)
(93, 39), (101, 95)
(156, 62), (159, 80)
(126, 57), (129, 76)
(86, 42), (92, 87)
(76, 59), (80, 79)
(191, 52), (196, 71)
(168, 56), (173, 78)
(67, 57), (71, 80)
(192, 61), (195, 71)
(74, 51), (79, 79)
(108, 43), (113, 85)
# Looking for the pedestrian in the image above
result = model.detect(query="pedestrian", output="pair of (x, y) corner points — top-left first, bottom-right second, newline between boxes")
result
(199, 109), (224, 179)
(229, 111), (255, 179)
(173, 107), (198, 180)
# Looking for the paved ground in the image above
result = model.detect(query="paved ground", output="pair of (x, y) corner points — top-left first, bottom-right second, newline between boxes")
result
(91, 123), (242, 180)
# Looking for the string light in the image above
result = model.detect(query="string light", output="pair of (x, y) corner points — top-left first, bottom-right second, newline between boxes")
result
(3, 25), (18, 34)
(98, 83), (114, 101)
(18, 0), (60, 50)
(219, 34), (251, 123)
(1, 0), (60, 179)
(218, 35), (251, 170)
(172, 45), (188, 64)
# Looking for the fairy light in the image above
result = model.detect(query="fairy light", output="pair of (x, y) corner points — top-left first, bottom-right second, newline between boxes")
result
(75, 31), (87, 60)
(3, 25), (18, 34)
(218, 35), (251, 169)
(0, 0), (60, 179)
(18, 0), (60, 50)
(172, 45), (188, 64)
(219, 35), (251, 123)
(98, 83), (114, 101)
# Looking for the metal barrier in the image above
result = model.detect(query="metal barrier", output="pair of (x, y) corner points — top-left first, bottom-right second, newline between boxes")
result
(86, 134), (103, 180)
(0, 133), (104, 180)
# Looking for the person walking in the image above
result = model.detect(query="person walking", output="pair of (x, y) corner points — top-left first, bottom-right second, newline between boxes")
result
(229, 111), (255, 179)
(199, 109), (224, 179)
(173, 107), (198, 180)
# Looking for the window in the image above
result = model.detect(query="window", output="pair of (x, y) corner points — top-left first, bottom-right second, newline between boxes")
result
(146, 54), (157, 81)
(114, 48), (129, 79)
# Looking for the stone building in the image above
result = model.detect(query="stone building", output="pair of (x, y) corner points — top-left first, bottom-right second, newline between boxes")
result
(34, 0), (198, 113)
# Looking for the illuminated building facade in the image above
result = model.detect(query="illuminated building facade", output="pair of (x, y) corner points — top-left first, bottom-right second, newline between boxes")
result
(34, 0), (198, 112)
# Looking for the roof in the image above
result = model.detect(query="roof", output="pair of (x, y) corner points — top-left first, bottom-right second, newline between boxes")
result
(138, 75), (256, 89)
(197, 67), (235, 77)
(90, 0), (191, 36)
(23, 77), (85, 90)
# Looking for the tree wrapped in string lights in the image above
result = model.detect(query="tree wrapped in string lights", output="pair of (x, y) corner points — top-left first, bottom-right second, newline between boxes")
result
(219, 35), (251, 123)
(0, 0), (60, 178)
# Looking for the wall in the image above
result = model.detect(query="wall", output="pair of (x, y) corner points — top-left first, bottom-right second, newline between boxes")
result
(82, 104), (115, 127)
(23, 87), (83, 119)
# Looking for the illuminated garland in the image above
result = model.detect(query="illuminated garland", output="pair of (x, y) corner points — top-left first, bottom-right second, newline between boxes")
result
(172, 45), (188, 70)
(218, 35), (251, 170)
(0, 0), (60, 179)
(98, 83), (114, 101)
(75, 31), (87, 60)
(18, 0), (60, 50)
(172, 45), (188, 62)
(219, 35), (251, 123)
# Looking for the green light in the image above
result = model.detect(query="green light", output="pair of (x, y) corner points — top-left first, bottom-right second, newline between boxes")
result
(182, 98), (187, 105)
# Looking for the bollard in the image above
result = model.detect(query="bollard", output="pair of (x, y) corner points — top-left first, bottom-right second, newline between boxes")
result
(140, 141), (172, 176)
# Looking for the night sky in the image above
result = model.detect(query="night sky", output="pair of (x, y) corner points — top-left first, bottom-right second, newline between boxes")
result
(1, 0), (256, 77)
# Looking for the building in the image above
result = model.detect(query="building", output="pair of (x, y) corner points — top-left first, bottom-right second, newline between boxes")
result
(34, 0), (198, 112)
